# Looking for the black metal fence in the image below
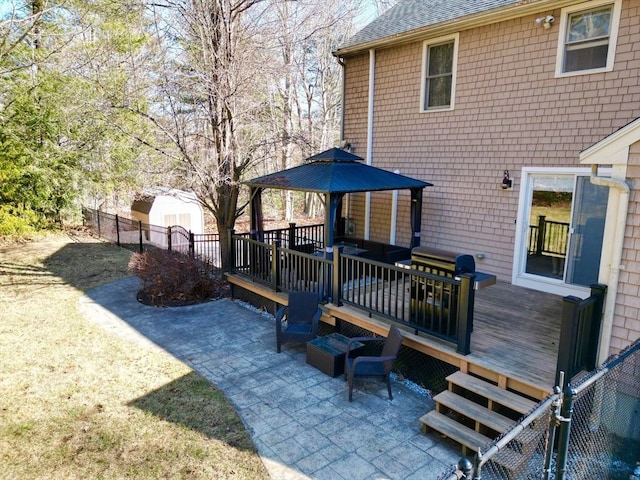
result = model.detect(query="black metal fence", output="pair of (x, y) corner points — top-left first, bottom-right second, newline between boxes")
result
(438, 337), (640, 480)
(235, 222), (324, 250)
(82, 207), (222, 273)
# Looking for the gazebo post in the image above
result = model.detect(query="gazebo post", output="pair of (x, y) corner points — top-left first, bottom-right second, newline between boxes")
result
(335, 196), (345, 237)
(250, 187), (264, 242)
(323, 192), (346, 256)
(410, 188), (423, 249)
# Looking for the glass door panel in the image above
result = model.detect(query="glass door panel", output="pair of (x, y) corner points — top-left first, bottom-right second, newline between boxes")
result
(524, 175), (573, 279)
(565, 177), (609, 286)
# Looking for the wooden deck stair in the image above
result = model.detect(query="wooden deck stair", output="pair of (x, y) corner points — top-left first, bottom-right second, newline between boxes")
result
(420, 371), (537, 457)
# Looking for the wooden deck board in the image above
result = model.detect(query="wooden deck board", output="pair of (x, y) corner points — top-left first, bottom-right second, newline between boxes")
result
(341, 278), (563, 392)
(470, 281), (562, 390)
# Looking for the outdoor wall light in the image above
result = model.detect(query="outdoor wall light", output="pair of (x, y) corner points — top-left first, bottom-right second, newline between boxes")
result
(535, 15), (555, 29)
(501, 170), (513, 189)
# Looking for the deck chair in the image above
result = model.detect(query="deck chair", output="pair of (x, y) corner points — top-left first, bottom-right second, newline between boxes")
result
(344, 325), (403, 402)
(275, 291), (322, 353)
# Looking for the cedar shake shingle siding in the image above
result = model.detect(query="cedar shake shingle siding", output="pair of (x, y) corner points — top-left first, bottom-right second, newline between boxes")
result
(618, 140), (640, 351)
(340, 0), (640, 353)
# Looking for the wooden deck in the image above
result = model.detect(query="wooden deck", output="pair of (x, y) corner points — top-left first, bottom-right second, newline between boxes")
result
(227, 273), (564, 399)
(469, 281), (562, 392)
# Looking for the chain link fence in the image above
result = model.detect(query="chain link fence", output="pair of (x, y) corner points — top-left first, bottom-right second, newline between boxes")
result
(558, 340), (640, 480)
(437, 338), (640, 480)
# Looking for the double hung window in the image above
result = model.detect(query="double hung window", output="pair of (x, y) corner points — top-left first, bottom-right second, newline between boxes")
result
(421, 34), (458, 111)
(556, 0), (621, 76)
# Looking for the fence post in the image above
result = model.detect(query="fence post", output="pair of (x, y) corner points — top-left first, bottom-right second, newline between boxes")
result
(115, 214), (121, 247)
(288, 222), (296, 249)
(536, 215), (546, 255)
(271, 242), (279, 291)
(167, 226), (172, 251)
(555, 296), (581, 386)
(555, 386), (576, 480)
(543, 383), (563, 480)
(457, 457), (473, 479)
(473, 449), (483, 480)
(138, 221), (143, 253)
(229, 229), (235, 273)
(189, 231), (195, 258)
(456, 273), (475, 355)
(97, 210), (102, 238)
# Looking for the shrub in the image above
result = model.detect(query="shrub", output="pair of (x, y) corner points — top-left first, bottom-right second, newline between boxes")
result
(128, 250), (229, 307)
(0, 205), (40, 237)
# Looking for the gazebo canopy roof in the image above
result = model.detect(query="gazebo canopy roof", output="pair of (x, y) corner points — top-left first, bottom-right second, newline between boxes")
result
(244, 147), (432, 194)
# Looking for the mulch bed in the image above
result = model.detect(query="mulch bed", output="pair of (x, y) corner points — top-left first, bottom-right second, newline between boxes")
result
(136, 279), (232, 307)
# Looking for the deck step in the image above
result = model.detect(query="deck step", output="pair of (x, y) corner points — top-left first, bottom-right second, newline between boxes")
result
(420, 410), (492, 453)
(447, 371), (537, 415)
(434, 390), (516, 433)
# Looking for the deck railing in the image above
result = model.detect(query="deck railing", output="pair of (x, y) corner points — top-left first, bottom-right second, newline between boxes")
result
(230, 234), (475, 354)
(528, 215), (570, 257)
(235, 223), (324, 250)
(555, 284), (607, 385)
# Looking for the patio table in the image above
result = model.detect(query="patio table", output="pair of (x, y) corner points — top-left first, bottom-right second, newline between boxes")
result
(306, 333), (364, 377)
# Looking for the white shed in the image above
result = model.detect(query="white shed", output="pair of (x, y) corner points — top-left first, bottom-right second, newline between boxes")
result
(131, 189), (205, 237)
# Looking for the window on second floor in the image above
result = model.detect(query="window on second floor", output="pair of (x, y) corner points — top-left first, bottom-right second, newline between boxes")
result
(556, 0), (621, 77)
(421, 34), (458, 112)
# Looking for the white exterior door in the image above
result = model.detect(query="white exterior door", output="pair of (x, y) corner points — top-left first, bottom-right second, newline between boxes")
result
(513, 168), (609, 297)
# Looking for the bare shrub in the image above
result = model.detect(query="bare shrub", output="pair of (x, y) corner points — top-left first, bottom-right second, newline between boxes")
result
(128, 250), (229, 306)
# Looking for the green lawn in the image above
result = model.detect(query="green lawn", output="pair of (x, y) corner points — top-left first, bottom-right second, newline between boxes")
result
(0, 233), (269, 480)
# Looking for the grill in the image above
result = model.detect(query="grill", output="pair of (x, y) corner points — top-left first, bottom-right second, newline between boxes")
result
(410, 246), (475, 276)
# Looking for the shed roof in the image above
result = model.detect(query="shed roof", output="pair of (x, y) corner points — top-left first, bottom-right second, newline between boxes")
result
(244, 148), (432, 194)
(131, 188), (200, 215)
(335, 0), (560, 56)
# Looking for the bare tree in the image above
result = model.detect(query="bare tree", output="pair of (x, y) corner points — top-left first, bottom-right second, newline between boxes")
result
(256, 0), (361, 221)
(132, 0), (267, 270)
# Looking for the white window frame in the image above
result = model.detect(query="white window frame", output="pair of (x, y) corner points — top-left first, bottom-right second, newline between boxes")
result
(420, 33), (459, 112)
(555, 0), (622, 78)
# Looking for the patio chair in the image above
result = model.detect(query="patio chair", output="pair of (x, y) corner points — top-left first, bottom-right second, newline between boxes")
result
(275, 291), (322, 353)
(344, 325), (403, 402)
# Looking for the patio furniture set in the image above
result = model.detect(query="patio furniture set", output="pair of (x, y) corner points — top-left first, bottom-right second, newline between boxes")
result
(275, 291), (403, 402)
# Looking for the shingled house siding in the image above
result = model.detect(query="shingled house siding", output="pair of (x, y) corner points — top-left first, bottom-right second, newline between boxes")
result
(616, 140), (640, 352)
(342, 3), (640, 280)
(342, 54), (370, 158)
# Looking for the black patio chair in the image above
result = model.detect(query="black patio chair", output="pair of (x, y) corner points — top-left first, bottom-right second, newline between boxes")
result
(344, 325), (403, 402)
(275, 291), (322, 353)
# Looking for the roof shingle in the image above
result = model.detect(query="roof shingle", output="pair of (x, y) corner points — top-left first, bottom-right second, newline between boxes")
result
(340, 0), (523, 51)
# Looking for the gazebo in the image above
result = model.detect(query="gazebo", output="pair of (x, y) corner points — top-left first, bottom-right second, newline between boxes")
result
(244, 148), (432, 253)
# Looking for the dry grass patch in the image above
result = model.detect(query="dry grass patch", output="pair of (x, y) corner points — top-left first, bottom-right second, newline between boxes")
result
(0, 233), (268, 479)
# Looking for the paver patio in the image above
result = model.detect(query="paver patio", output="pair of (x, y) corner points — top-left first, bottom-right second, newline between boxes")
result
(79, 276), (461, 480)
